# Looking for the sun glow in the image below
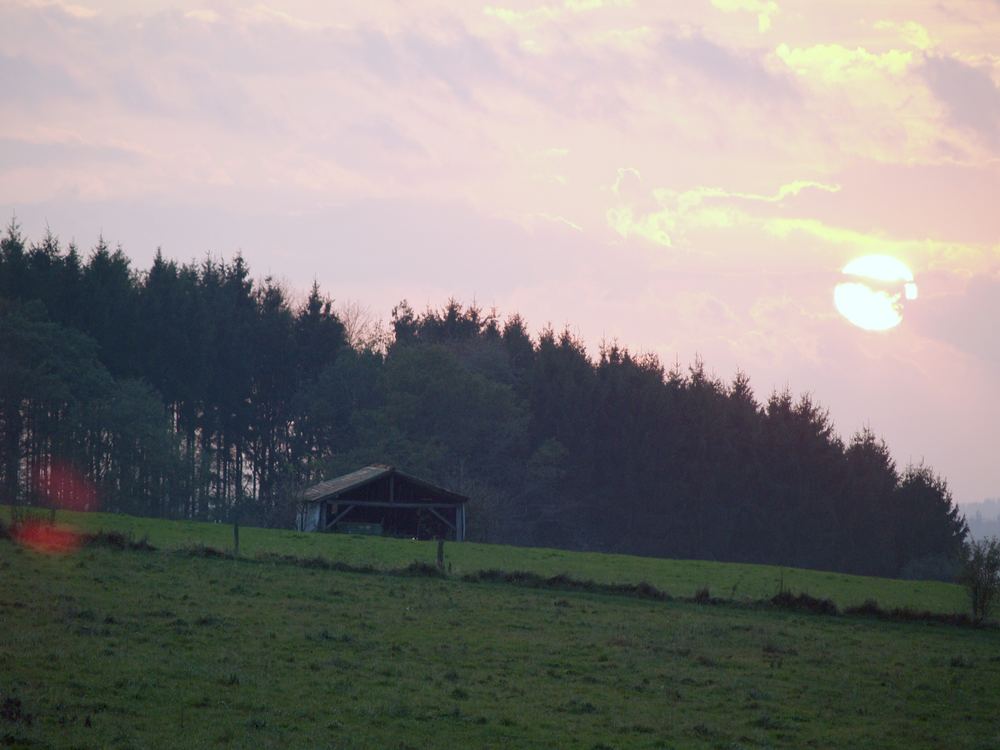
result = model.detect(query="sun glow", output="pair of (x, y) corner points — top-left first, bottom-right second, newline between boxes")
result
(834, 254), (917, 331)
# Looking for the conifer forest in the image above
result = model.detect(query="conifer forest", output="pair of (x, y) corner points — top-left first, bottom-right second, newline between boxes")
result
(0, 225), (967, 578)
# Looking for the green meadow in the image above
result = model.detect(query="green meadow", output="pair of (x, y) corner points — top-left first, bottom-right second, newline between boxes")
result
(2, 510), (998, 749)
(3, 508), (969, 614)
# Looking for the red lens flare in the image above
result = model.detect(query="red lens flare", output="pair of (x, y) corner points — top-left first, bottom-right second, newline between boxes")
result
(13, 521), (83, 555)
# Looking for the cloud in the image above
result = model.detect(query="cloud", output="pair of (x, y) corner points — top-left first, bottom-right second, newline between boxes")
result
(873, 20), (933, 50)
(184, 9), (221, 24)
(775, 43), (913, 83)
(484, 0), (629, 27)
(338, 22), (517, 106)
(389, 24), (511, 103)
(13, 1), (98, 22)
(484, 4), (560, 25)
(710, 0), (779, 33)
(605, 172), (999, 302)
(909, 274), (1000, 373)
(607, 168), (675, 246)
(324, 117), (428, 172)
(922, 55), (1000, 146)
(62, 4), (97, 19)
(662, 31), (794, 98)
(606, 174), (839, 248)
(0, 53), (83, 105)
(771, 40), (950, 163)
(676, 180), (841, 205)
(530, 212), (583, 231)
(0, 137), (137, 170)
(240, 5), (326, 31)
(762, 217), (996, 275)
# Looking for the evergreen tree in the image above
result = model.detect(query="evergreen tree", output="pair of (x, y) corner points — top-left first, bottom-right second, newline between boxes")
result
(0, 224), (970, 576)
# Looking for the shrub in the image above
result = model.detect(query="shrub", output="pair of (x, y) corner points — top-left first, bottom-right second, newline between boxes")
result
(770, 591), (838, 616)
(844, 599), (882, 617)
(84, 530), (157, 552)
(400, 561), (445, 578)
(180, 543), (231, 559)
(959, 536), (1000, 625)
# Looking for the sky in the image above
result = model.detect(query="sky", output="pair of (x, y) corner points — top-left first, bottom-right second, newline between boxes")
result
(1, 0), (998, 506)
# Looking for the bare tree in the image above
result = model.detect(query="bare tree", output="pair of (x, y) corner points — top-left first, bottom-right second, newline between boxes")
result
(960, 536), (1000, 624)
(336, 300), (389, 352)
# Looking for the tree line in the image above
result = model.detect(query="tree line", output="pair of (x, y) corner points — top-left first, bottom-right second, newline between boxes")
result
(0, 223), (968, 578)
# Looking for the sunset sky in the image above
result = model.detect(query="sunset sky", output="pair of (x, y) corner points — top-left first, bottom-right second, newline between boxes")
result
(2, 0), (998, 505)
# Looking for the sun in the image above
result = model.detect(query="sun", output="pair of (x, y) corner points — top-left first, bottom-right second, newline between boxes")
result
(834, 255), (917, 331)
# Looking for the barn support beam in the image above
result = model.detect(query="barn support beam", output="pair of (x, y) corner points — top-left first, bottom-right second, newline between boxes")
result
(325, 504), (356, 529)
(427, 507), (457, 534)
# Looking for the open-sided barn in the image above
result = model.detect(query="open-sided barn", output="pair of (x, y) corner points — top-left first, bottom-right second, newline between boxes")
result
(297, 465), (468, 541)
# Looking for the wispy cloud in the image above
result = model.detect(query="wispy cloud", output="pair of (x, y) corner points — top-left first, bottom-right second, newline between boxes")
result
(663, 31), (795, 98)
(763, 217), (998, 274)
(607, 173), (840, 248)
(0, 136), (138, 170)
(531, 212), (583, 231)
(922, 55), (1000, 146)
(775, 43), (913, 83)
(710, 0), (779, 33)
(873, 20), (933, 50)
(484, 0), (629, 27)
(0, 52), (84, 105)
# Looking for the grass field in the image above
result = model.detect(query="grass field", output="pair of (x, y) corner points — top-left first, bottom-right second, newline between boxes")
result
(2, 510), (999, 749)
(1, 508), (969, 615)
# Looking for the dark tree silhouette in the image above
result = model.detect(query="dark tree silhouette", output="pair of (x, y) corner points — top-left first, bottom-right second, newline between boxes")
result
(0, 224), (968, 577)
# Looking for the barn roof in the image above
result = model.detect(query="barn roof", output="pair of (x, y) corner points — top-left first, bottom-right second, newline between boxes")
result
(302, 465), (469, 505)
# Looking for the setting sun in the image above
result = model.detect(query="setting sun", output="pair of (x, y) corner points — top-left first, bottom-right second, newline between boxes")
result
(834, 254), (917, 331)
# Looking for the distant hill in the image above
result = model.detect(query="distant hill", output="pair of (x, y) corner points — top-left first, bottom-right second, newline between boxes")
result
(964, 498), (1000, 539)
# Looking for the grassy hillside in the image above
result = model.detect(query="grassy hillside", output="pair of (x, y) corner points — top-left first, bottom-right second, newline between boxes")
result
(1, 523), (998, 749)
(2, 507), (968, 614)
